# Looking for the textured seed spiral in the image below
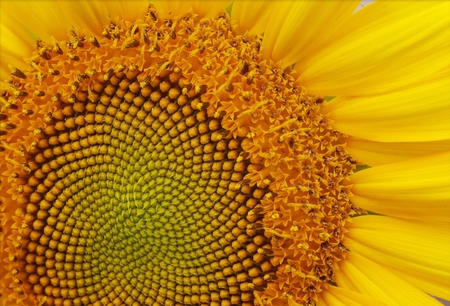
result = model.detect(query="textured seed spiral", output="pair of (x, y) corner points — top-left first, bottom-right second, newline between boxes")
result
(22, 67), (273, 306)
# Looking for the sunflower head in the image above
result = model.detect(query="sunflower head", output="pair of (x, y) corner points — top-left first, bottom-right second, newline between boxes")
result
(1, 1), (449, 306)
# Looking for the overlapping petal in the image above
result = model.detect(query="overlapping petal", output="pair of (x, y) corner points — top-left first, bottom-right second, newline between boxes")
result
(231, 1), (274, 36)
(261, 1), (359, 67)
(153, 0), (231, 18)
(350, 152), (450, 221)
(0, 14), (34, 81)
(0, 1), (149, 45)
(318, 284), (387, 306)
(0, 1), (77, 42)
(345, 138), (450, 166)
(346, 216), (450, 300)
(300, 1), (450, 96)
(323, 76), (450, 142)
(94, 0), (148, 22)
(336, 252), (445, 306)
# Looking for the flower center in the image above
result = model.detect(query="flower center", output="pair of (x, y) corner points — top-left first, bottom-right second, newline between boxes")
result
(0, 4), (357, 306)
(25, 67), (276, 306)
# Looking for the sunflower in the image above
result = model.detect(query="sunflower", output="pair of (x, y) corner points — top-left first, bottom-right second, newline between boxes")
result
(0, 0), (449, 305)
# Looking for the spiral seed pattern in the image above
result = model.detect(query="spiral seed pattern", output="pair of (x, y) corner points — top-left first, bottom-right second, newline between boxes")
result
(22, 69), (272, 306)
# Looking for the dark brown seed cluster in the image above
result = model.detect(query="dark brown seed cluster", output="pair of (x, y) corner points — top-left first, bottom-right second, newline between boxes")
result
(19, 68), (274, 306)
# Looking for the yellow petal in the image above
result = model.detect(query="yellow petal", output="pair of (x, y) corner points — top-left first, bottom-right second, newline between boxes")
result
(63, 1), (112, 35)
(0, 12), (34, 80)
(336, 252), (445, 306)
(95, 0), (148, 22)
(261, 1), (359, 67)
(50, 1), (146, 34)
(346, 216), (450, 299)
(0, 1), (75, 42)
(323, 75), (450, 142)
(1, 1), (147, 43)
(318, 284), (388, 306)
(345, 138), (450, 167)
(318, 290), (346, 306)
(153, 0), (230, 18)
(0, 31), (35, 82)
(300, 1), (450, 96)
(350, 152), (450, 221)
(231, 1), (273, 36)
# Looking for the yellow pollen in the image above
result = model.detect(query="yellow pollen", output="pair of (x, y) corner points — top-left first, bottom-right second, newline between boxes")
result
(271, 212), (281, 220)
(298, 242), (309, 250)
(290, 225), (299, 232)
